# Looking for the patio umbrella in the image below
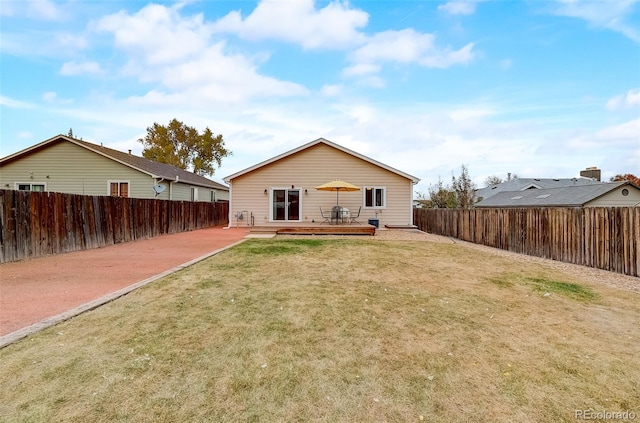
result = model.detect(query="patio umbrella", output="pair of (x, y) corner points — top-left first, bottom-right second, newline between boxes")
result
(315, 179), (361, 206)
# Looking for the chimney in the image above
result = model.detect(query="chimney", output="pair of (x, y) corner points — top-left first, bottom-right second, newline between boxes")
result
(580, 167), (601, 181)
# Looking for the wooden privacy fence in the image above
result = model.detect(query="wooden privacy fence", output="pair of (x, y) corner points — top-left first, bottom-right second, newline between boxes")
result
(0, 189), (229, 263)
(414, 207), (639, 277)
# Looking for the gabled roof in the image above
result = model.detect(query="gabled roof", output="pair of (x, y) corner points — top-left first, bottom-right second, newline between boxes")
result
(223, 137), (420, 184)
(475, 181), (638, 208)
(475, 177), (603, 201)
(0, 134), (228, 191)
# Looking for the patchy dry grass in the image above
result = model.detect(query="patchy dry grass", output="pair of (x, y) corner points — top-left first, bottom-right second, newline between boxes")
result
(1, 238), (639, 422)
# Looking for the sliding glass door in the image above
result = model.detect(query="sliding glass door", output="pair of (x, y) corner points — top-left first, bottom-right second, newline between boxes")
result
(272, 189), (301, 221)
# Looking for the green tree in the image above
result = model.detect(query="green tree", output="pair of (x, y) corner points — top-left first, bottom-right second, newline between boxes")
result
(138, 119), (231, 176)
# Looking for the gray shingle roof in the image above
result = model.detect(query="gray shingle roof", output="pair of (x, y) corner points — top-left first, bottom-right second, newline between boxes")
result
(475, 181), (635, 207)
(475, 177), (602, 201)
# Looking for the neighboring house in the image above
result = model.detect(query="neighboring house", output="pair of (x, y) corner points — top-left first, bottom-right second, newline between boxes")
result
(475, 176), (603, 202)
(223, 138), (420, 227)
(0, 134), (229, 202)
(475, 181), (640, 208)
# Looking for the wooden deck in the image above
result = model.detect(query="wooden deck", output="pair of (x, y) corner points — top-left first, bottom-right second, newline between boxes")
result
(248, 222), (376, 236)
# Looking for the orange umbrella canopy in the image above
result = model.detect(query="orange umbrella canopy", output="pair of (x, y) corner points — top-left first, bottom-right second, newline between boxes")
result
(315, 179), (361, 206)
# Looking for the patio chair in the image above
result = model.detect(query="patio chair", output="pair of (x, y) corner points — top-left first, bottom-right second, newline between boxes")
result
(319, 206), (331, 224)
(349, 206), (362, 224)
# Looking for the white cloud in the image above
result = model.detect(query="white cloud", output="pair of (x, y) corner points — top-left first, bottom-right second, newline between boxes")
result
(606, 89), (640, 110)
(342, 63), (381, 77)
(42, 91), (73, 104)
(438, 1), (478, 16)
(211, 0), (368, 50)
(0, 0), (61, 20)
(95, 4), (308, 104)
(28, 0), (60, 20)
(60, 61), (102, 76)
(348, 29), (475, 71)
(595, 118), (640, 144)
(96, 4), (213, 65)
(0, 31), (87, 58)
(352, 29), (436, 64)
(551, 0), (640, 42)
(0, 96), (37, 109)
(321, 84), (342, 97)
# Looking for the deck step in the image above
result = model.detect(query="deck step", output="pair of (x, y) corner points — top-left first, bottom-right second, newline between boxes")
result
(249, 224), (375, 236)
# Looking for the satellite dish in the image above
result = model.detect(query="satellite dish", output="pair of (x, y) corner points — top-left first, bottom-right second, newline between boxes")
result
(153, 184), (166, 194)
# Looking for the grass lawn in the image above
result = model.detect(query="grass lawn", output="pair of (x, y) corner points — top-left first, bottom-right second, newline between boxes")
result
(1, 238), (639, 422)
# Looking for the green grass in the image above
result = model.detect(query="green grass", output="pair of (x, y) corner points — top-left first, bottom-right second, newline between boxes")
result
(1, 238), (639, 422)
(525, 277), (599, 301)
(486, 273), (598, 302)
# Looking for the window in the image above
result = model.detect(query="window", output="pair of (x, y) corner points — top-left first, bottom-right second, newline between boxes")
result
(364, 186), (385, 208)
(16, 183), (45, 192)
(191, 187), (199, 201)
(211, 190), (216, 202)
(109, 181), (129, 197)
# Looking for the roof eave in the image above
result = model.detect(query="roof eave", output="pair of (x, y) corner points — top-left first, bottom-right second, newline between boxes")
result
(223, 138), (420, 184)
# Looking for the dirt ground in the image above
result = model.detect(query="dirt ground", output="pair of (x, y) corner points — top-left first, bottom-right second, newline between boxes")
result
(0, 226), (249, 336)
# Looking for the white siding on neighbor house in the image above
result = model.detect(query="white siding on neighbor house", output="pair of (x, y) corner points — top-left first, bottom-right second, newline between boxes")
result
(228, 143), (415, 227)
(585, 186), (640, 207)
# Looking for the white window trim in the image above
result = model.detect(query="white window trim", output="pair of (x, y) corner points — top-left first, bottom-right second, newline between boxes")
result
(107, 180), (130, 197)
(191, 187), (199, 202)
(269, 187), (302, 222)
(363, 186), (387, 209)
(15, 182), (47, 191)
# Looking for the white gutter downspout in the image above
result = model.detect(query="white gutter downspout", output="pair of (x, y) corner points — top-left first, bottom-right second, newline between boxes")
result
(226, 180), (233, 228)
(169, 175), (179, 200)
(410, 179), (418, 226)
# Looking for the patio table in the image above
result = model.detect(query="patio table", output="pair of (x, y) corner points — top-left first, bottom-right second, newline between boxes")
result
(331, 206), (350, 224)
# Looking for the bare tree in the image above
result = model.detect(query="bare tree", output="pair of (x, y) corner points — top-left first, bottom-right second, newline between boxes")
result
(451, 164), (476, 209)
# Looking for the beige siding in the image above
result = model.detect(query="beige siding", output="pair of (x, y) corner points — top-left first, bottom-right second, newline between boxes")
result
(229, 143), (415, 226)
(585, 186), (640, 207)
(0, 141), (229, 202)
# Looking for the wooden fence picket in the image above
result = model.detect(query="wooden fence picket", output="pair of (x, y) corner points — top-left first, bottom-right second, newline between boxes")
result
(414, 207), (639, 277)
(0, 190), (229, 263)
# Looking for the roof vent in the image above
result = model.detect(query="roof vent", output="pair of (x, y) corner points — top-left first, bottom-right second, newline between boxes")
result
(128, 149), (132, 155)
(536, 194), (551, 199)
(510, 195), (523, 200)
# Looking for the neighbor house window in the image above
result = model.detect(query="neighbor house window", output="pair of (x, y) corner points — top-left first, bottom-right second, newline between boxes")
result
(211, 190), (216, 202)
(16, 183), (45, 192)
(364, 186), (385, 208)
(109, 181), (129, 197)
(191, 187), (199, 201)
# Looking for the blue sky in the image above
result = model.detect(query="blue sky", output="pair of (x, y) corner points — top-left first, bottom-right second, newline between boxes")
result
(1, 0), (639, 193)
